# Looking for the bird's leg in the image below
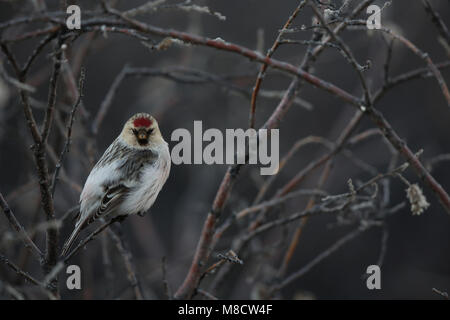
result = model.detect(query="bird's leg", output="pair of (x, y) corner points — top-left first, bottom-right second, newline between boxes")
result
(137, 211), (146, 217)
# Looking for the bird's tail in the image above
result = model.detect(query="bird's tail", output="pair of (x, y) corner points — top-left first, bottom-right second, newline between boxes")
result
(61, 221), (85, 257)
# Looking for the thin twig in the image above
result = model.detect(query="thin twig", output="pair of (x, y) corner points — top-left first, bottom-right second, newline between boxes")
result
(161, 256), (172, 300)
(0, 192), (43, 261)
(0, 253), (41, 286)
(422, 0), (450, 45)
(269, 224), (373, 296)
(197, 289), (218, 300)
(432, 288), (449, 300)
(0, 254), (57, 299)
(107, 227), (144, 300)
(50, 68), (85, 195)
(248, 0), (307, 128)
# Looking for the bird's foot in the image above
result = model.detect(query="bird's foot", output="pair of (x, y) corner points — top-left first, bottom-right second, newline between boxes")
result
(137, 211), (146, 217)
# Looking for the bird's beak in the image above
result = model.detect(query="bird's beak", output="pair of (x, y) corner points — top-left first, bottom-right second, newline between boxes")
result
(137, 129), (148, 141)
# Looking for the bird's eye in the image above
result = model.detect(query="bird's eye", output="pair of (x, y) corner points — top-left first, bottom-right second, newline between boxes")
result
(147, 128), (154, 135)
(132, 129), (138, 135)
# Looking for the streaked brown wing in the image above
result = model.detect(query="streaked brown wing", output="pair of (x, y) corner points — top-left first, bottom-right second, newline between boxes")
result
(90, 184), (130, 223)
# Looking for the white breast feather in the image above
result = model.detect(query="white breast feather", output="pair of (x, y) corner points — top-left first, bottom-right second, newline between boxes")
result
(121, 142), (171, 215)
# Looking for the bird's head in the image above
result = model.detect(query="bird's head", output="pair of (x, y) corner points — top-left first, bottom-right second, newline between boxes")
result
(120, 113), (165, 148)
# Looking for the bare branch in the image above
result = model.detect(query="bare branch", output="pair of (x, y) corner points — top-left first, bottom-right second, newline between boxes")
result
(0, 192), (43, 261)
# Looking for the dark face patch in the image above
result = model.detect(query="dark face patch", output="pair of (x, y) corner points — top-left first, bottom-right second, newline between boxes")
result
(133, 117), (152, 128)
(133, 128), (153, 146)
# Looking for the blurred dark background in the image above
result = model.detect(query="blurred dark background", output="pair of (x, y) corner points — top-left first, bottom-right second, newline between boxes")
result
(0, 0), (449, 299)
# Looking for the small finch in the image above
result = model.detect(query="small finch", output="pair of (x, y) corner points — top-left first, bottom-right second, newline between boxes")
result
(61, 113), (171, 256)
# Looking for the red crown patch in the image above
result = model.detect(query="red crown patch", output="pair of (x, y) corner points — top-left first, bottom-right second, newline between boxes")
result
(133, 117), (152, 128)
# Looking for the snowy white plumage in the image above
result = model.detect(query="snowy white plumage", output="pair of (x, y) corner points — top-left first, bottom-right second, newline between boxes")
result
(61, 113), (170, 256)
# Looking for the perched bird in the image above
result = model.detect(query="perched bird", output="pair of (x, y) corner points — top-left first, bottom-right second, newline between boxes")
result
(61, 113), (171, 256)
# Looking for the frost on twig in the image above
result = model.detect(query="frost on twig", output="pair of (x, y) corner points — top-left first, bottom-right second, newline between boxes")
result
(123, 0), (167, 17)
(124, 0), (226, 21)
(176, 3), (226, 21)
